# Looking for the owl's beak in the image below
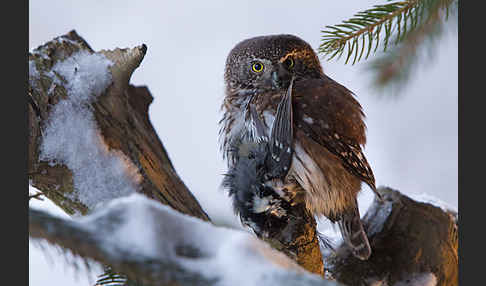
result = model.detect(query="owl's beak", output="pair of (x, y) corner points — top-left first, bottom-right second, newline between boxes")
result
(271, 64), (292, 90)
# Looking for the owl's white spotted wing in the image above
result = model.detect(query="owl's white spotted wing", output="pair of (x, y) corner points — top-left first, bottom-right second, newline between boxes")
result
(290, 76), (379, 196)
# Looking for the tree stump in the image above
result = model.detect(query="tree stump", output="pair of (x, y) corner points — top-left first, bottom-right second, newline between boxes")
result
(326, 187), (458, 286)
(28, 30), (209, 221)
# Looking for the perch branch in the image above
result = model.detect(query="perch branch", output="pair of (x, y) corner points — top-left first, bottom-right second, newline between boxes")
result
(29, 194), (341, 286)
(326, 187), (458, 286)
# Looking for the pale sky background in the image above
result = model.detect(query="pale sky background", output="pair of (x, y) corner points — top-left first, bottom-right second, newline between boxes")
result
(29, 0), (457, 285)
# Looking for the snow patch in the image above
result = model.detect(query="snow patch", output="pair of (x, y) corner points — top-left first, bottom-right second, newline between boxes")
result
(79, 194), (161, 259)
(50, 50), (112, 102)
(39, 51), (141, 210)
(74, 194), (324, 286)
(410, 193), (457, 214)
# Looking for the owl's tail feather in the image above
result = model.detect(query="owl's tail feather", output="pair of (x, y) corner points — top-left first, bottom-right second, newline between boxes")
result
(337, 206), (371, 260)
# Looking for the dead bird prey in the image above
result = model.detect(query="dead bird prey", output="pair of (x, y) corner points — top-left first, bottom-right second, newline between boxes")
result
(222, 78), (295, 233)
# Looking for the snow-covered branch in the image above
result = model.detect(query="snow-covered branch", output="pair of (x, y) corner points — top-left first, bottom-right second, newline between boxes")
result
(29, 194), (340, 286)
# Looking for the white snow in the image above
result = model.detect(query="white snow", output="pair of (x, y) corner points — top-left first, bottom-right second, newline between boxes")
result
(72, 193), (328, 286)
(409, 193), (457, 214)
(78, 194), (162, 259)
(39, 51), (141, 211)
(51, 50), (113, 102)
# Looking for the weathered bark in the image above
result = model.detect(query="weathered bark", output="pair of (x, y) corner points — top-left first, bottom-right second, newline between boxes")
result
(28, 30), (209, 221)
(325, 187), (458, 286)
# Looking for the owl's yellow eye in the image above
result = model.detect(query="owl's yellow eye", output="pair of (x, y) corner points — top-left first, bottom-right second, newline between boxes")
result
(283, 57), (294, 69)
(251, 62), (264, 73)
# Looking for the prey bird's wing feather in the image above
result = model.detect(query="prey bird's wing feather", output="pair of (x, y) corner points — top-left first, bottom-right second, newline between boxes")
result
(249, 104), (268, 143)
(266, 77), (295, 179)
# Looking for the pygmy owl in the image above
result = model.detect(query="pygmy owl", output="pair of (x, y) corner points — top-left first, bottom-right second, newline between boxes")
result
(220, 34), (381, 260)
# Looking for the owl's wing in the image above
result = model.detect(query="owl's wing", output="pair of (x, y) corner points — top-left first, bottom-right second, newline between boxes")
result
(290, 76), (379, 197)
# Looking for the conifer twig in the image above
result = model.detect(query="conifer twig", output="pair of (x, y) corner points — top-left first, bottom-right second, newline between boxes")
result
(319, 0), (457, 66)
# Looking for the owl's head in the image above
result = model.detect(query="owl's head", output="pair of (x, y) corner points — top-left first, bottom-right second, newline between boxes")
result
(224, 34), (324, 97)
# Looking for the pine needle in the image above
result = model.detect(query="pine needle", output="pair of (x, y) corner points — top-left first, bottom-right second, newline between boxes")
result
(319, 0), (457, 66)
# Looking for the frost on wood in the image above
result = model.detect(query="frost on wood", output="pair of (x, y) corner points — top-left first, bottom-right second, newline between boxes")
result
(28, 30), (209, 220)
(29, 194), (342, 286)
(38, 50), (141, 209)
(325, 187), (458, 286)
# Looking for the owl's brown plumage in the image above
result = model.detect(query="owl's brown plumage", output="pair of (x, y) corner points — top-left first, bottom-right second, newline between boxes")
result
(220, 34), (378, 260)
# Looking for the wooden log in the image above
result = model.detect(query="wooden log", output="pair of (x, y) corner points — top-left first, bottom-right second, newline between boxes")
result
(325, 187), (458, 286)
(29, 195), (342, 286)
(28, 30), (209, 221)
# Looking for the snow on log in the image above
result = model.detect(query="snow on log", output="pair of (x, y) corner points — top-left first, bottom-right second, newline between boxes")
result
(325, 187), (458, 286)
(29, 193), (342, 286)
(28, 30), (209, 220)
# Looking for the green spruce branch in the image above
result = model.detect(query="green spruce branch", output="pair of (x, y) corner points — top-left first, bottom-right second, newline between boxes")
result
(319, 0), (456, 64)
(319, 0), (457, 90)
(369, 0), (457, 89)
(320, 0), (420, 65)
